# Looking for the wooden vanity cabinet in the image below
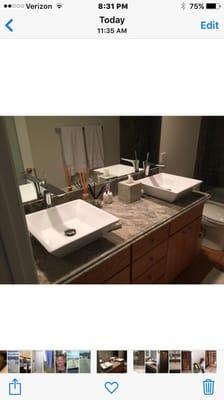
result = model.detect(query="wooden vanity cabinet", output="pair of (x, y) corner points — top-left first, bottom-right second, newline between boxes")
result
(131, 225), (169, 284)
(165, 217), (201, 282)
(133, 258), (168, 284)
(132, 225), (169, 262)
(131, 204), (203, 284)
(105, 266), (130, 284)
(165, 204), (203, 281)
(132, 240), (168, 283)
(70, 247), (131, 284)
(70, 203), (204, 284)
(169, 204), (203, 236)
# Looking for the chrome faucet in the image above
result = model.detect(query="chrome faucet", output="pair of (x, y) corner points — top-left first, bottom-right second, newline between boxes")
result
(121, 158), (140, 173)
(25, 172), (46, 198)
(143, 152), (165, 176)
(153, 163), (166, 168)
(43, 190), (53, 208)
(143, 162), (165, 176)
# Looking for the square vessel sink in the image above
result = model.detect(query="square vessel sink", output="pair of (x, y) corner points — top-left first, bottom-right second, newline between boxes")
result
(19, 182), (38, 203)
(93, 163), (143, 178)
(26, 199), (119, 257)
(140, 173), (202, 203)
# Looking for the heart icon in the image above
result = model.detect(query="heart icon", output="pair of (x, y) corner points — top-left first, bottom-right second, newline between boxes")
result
(105, 381), (119, 394)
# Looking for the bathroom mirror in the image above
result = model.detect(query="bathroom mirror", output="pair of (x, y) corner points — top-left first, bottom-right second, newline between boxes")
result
(10, 116), (161, 198)
(9, 115), (218, 205)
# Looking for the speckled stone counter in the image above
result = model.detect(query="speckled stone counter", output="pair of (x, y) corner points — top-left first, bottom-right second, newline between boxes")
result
(32, 191), (209, 284)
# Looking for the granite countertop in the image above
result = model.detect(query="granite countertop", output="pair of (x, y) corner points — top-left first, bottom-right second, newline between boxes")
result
(33, 191), (209, 284)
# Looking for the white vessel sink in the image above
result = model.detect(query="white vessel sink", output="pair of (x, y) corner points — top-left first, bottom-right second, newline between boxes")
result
(140, 173), (202, 203)
(19, 182), (38, 203)
(93, 163), (143, 179)
(26, 199), (119, 257)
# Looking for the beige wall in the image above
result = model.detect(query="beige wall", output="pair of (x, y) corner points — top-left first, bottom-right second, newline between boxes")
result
(25, 116), (120, 188)
(14, 117), (34, 170)
(160, 117), (201, 177)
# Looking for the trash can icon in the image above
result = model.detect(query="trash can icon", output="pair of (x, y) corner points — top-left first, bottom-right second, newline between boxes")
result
(203, 379), (215, 395)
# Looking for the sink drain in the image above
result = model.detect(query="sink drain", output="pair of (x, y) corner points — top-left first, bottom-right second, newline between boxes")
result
(64, 228), (76, 237)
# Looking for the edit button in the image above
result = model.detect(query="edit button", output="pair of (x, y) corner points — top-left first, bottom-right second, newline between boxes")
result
(201, 21), (220, 29)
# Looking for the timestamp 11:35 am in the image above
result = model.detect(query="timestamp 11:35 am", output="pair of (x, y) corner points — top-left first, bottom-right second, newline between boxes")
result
(97, 27), (128, 34)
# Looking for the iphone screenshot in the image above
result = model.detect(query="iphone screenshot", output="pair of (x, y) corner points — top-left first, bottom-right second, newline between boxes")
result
(0, 1), (224, 399)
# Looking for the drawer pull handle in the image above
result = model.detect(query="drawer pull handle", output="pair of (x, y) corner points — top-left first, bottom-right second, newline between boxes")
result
(182, 226), (192, 234)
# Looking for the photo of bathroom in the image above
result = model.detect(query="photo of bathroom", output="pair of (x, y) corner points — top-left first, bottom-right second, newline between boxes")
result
(181, 351), (192, 373)
(133, 350), (216, 374)
(205, 351), (217, 373)
(145, 351), (158, 373)
(97, 351), (127, 373)
(1, 116), (224, 284)
(19, 351), (32, 373)
(133, 351), (145, 373)
(157, 351), (169, 373)
(168, 351), (181, 373)
(0, 351), (7, 373)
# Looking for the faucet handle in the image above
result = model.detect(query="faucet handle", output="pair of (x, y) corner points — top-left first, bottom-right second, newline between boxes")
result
(43, 190), (53, 208)
(121, 158), (139, 172)
(154, 164), (165, 168)
(121, 158), (135, 164)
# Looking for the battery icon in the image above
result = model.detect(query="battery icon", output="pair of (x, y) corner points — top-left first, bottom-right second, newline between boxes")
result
(206, 3), (221, 8)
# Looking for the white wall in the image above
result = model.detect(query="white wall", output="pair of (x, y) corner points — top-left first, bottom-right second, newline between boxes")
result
(14, 117), (34, 170)
(159, 117), (201, 177)
(25, 116), (120, 188)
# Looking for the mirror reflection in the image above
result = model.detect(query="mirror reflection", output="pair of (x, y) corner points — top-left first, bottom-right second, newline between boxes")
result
(10, 116), (162, 203)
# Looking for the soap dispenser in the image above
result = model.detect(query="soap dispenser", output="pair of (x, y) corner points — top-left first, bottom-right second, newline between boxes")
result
(103, 183), (113, 204)
(118, 175), (141, 203)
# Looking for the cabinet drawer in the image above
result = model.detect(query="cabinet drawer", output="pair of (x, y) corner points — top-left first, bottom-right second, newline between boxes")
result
(132, 224), (169, 261)
(169, 204), (203, 236)
(71, 247), (131, 284)
(105, 266), (130, 284)
(133, 258), (167, 284)
(132, 241), (168, 281)
(166, 217), (201, 282)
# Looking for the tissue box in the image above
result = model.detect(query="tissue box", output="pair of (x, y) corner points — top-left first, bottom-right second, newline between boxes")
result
(118, 179), (141, 203)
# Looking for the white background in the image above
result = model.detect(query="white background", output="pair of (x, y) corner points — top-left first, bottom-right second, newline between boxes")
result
(1, 39), (223, 115)
(0, 39), (224, 351)
(0, 285), (222, 348)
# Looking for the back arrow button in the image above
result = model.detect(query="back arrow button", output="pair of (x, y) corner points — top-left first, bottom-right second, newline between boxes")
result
(5, 19), (13, 32)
